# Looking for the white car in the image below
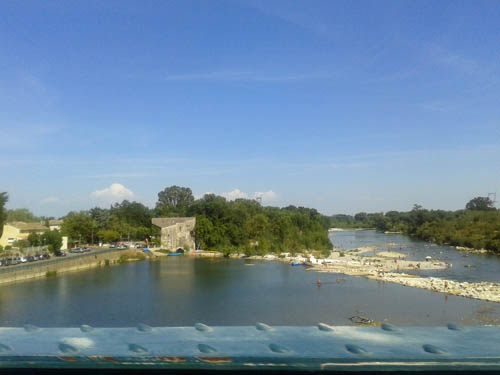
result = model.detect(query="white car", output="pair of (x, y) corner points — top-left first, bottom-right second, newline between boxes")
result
(20, 257), (27, 263)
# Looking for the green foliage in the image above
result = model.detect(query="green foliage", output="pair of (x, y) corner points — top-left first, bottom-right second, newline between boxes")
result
(156, 185), (194, 216)
(6, 208), (38, 222)
(41, 230), (63, 253)
(331, 201), (500, 253)
(0, 192), (7, 237)
(12, 239), (30, 249)
(466, 196), (495, 211)
(45, 271), (57, 277)
(28, 232), (42, 246)
(187, 195), (331, 253)
(104, 259), (110, 266)
(97, 230), (120, 243)
(61, 211), (94, 243)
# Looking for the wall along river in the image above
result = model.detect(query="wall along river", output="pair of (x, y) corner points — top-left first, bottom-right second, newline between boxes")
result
(0, 230), (498, 327)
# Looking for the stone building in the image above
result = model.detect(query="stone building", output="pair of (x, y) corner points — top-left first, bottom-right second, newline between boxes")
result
(152, 217), (196, 252)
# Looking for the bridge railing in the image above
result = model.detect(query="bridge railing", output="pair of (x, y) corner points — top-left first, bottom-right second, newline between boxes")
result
(0, 325), (497, 371)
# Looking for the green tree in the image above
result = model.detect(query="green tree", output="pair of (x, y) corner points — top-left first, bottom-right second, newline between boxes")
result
(41, 230), (63, 253)
(466, 196), (495, 211)
(156, 186), (194, 216)
(6, 208), (38, 222)
(13, 239), (30, 250)
(0, 192), (7, 238)
(27, 232), (41, 246)
(61, 211), (93, 243)
(97, 230), (120, 244)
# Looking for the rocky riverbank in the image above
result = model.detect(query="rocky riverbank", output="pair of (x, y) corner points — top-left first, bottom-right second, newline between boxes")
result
(366, 273), (500, 303)
(303, 247), (500, 303)
(455, 246), (493, 255)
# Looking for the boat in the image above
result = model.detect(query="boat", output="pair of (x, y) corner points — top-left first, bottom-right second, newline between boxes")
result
(168, 253), (183, 256)
(290, 262), (302, 266)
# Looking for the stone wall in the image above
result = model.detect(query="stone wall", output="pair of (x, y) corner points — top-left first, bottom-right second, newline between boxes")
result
(152, 217), (196, 252)
(0, 248), (127, 285)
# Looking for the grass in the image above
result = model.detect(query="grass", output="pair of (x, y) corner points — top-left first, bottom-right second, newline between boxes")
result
(117, 250), (147, 264)
(45, 271), (57, 277)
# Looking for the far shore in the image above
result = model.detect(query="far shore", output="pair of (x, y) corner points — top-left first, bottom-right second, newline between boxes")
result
(328, 227), (374, 232)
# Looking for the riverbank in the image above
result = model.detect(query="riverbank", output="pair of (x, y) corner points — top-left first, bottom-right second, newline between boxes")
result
(328, 227), (374, 232)
(0, 248), (131, 285)
(301, 246), (500, 303)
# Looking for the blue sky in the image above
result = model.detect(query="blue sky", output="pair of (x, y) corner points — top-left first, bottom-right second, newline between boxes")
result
(1, 0), (499, 217)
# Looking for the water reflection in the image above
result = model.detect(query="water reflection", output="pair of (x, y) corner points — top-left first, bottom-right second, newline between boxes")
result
(0, 240), (497, 327)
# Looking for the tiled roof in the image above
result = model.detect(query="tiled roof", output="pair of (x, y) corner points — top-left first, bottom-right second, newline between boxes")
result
(8, 222), (48, 231)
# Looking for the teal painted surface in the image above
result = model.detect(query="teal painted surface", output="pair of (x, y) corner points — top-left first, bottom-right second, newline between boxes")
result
(0, 325), (498, 371)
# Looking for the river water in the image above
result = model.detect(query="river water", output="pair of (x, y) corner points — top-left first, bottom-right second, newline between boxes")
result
(0, 231), (499, 327)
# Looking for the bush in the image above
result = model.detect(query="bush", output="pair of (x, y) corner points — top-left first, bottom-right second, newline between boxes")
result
(104, 259), (110, 266)
(45, 271), (57, 277)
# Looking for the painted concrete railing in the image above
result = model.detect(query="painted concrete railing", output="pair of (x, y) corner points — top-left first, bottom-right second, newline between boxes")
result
(0, 325), (498, 371)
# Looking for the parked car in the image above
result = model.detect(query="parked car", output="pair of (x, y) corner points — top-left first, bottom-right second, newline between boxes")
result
(20, 257), (27, 263)
(41, 253), (51, 259)
(70, 248), (83, 254)
(109, 244), (116, 248)
(55, 251), (66, 257)
(83, 247), (91, 252)
(27, 256), (35, 262)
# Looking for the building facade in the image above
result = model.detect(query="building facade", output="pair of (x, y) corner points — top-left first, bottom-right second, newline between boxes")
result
(0, 222), (48, 247)
(152, 217), (196, 252)
(48, 219), (63, 231)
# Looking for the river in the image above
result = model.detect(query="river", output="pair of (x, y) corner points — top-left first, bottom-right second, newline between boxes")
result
(0, 231), (499, 327)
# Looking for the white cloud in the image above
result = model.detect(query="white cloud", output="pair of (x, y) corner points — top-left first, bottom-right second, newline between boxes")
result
(40, 197), (60, 204)
(254, 190), (279, 203)
(222, 189), (249, 201)
(91, 183), (134, 203)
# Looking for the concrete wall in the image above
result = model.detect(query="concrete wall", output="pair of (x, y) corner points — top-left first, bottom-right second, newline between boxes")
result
(0, 248), (128, 285)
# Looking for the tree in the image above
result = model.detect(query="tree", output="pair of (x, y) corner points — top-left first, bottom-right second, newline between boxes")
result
(97, 230), (120, 244)
(6, 208), (38, 222)
(61, 211), (93, 243)
(466, 196), (495, 211)
(28, 232), (42, 246)
(156, 186), (194, 215)
(0, 192), (7, 238)
(41, 230), (63, 253)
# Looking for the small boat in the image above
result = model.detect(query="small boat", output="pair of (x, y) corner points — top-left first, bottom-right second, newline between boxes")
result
(168, 253), (183, 256)
(290, 262), (302, 266)
(425, 256), (432, 261)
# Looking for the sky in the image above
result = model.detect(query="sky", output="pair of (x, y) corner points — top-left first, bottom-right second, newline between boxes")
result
(1, 0), (499, 217)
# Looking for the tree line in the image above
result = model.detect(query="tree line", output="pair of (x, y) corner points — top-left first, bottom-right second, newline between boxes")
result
(0, 187), (332, 256)
(329, 197), (500, 253)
